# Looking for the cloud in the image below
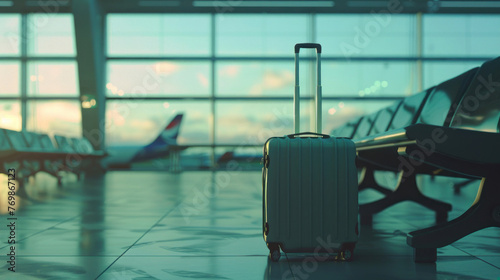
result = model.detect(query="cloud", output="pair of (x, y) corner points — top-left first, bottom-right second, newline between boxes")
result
(197, 73), (209, 88)
(154, 62), (179, 76)
(249, 70), (294, 96)
(219, 65), (240, 77)
(29, 102), (81, 136)
(216, 108), (294, 144)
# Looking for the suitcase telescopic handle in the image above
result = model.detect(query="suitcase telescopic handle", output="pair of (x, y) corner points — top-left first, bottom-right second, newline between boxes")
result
(294, 43), (322, 134)
(287, 132), (330, 139)
(294, 43), (322, 54)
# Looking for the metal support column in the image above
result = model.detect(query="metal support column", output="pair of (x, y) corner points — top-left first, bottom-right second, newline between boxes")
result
(21, 14), (27, 131)
(72, 0), (106, 151)
(416, 12), (423, 92)
(210, 13), (216, 169)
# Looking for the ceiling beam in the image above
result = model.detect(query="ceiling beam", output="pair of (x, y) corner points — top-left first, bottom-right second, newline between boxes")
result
(2, 0), (500, 13)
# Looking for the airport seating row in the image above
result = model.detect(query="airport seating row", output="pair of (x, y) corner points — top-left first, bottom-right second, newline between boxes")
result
(0, 129), (106, 189)
(333, 56), (500, 262)
(333, 67), (477, 222)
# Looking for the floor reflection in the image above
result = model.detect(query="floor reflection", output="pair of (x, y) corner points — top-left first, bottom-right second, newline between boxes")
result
(0, 171), (498, 279)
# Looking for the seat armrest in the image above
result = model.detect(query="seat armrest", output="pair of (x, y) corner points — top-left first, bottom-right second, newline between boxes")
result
(405, 124), (500, 165)
(355, 128), (412, 150)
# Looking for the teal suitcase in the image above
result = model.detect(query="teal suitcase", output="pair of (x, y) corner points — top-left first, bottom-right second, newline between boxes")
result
(262, 44), (359, 262)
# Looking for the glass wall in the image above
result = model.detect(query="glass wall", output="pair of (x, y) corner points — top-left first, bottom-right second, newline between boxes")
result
(105, 13), (495, 169)
(0, 15), (21, 131)
(0, 13), (80, 137)
(1, 12), (495, 169)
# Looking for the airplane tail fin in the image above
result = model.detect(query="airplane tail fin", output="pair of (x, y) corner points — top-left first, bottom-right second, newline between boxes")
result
(132, 114), (184, 162)
(161, 114), (183, 144)
(147, 113), (183, 147)
(217, 151), (234, 163)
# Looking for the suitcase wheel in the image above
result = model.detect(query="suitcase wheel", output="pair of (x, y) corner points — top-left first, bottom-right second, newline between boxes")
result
(267, 243), (281, 262)
(339, 249), (353, 261)
(335, 243), (355, 262)
(270, 249), (281, 262)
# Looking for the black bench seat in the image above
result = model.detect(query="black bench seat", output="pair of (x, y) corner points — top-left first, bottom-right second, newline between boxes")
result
(351, 65), (479, 227)
(352, 56), (500, 262)
(356, 124), (497, 179)
(0, 129), (107, 190)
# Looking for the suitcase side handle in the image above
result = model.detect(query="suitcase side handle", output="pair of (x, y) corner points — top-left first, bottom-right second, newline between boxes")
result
(287, 132), (330, 139)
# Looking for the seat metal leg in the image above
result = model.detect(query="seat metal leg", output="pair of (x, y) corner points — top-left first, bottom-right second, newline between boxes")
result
(360, 173), (452, 224)
(407, 177), (500, 262)
(358, 167), (393, 195)
(453, 179), (476, 194)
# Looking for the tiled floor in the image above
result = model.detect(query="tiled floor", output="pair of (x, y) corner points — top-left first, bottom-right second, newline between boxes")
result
(0, 171), (499, 279)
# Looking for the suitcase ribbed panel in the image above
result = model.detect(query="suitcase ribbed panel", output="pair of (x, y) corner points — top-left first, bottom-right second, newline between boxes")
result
(264, 137), (358, 253)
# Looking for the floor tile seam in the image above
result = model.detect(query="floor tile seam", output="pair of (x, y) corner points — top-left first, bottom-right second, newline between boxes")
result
(97, 253), (417, 257)
(106, 254), (269, 258)
(8, 254), (122, 257)
(8, 253), (484, 258)
(451, 244), (500, 270)
(282, 250), (297, 280)
(397, 215), (500, 264)
(94, 197), (190, 279)
(156, 226), (261, 229)
(0, 214), (80, 250)
(388, 216), (437, 235)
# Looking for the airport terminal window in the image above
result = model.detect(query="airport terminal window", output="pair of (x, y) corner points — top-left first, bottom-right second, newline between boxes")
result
(215, 146), (261, 168)
(216, 101), (294, 144)
(0, 12), (497, 169)
(107, 14), (210, 57)
(107, 61), (210, 97)
(26, 100), (82, 137)
(216, 14), (309, 56)
(323, 100), (395, 133)
(316, 14), (415, 57)
(105, 100), (210, 146)
(423, 15), (500, 58)
(466, 16), (500, 58)
(27, 14), (76, 56)
(0, 14), (79, 138)
(0, 62), (20, 96)
(174, 147), (212, 170)
(0, 101), (21, 131)
(423, 61), (483, 89)
(0, 15), (20, 56)
(216, 100), (393, 143)
(104, 13), (495, 168)
(27, 61), (79, 97)
(216, 62), (294, 97)
(322, 61), (418, 97)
